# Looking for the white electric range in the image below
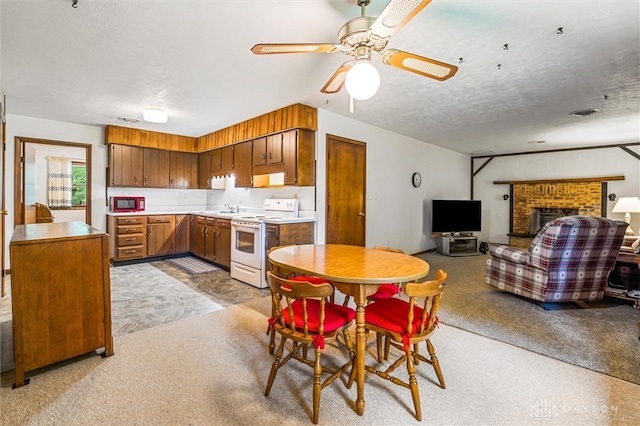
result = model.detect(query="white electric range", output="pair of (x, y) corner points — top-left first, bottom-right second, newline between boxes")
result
(230, 198), (302, 288)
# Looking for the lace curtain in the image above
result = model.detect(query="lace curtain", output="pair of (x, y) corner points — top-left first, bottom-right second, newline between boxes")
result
(47, 156), (72, 208)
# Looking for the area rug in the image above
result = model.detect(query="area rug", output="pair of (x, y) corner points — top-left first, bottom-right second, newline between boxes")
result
(417, 251), (640, 385)
(166, 256), (221, 274)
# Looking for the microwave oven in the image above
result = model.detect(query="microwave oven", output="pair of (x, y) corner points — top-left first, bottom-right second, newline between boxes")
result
(111, 196), (145, 212)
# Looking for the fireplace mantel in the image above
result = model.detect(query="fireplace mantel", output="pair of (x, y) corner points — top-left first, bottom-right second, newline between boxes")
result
(494, 175), (624, 185)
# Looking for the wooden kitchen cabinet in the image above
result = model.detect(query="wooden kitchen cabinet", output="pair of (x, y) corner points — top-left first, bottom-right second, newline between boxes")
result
(109, 144), (144, 186)
(143, 148), (170, 187)
(265, 222), (315, 273)
(211, 146), (235, 177)
(204, 217), (216, 262)
(253, 134), (284, 175)
(282, 128), (315, 186)
(169, 151), (198, 188)
(198, 151), (213, 188)
(147, 215), (175, 257)
(233, 140), (253, 187)
(107, 215), (147, 261)
(175, 214), (189, 253)
(10, 222), (113, 387)
(108, 144), (171, 188)
(214, 218), (231, 268)
(193, 216), (207, 258)
(189, 214), (197, 253)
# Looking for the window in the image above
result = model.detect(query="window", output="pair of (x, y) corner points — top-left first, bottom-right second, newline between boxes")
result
(71, 162), (86, 207)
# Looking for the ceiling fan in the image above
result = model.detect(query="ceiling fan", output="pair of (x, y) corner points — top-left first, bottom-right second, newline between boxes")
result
(251, 0), (458, 100)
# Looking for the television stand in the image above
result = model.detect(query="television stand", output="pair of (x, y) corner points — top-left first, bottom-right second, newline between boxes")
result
(436, 234), (480, 257)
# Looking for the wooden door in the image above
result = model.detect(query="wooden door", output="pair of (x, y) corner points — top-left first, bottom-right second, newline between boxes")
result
(233, 141), (253, 187)
(326, 135), (366, 246)
(143, 148), (169, 187)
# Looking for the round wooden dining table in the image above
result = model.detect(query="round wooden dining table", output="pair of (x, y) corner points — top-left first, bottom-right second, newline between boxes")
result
(267, 244), (430, 416)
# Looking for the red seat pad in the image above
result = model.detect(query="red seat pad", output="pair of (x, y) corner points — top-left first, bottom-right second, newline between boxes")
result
(364, 298), (426, 334)
(367, 283), (400, 300)
(290, 276), (328, 285)
(283, 299), (356, 333)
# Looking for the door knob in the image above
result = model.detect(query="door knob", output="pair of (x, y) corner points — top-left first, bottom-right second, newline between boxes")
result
(0, 210), (7, 215)
(358, 212), (365, 217)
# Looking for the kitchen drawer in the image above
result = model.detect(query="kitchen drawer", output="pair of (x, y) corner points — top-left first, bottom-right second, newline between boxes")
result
(217, 219), (231, 229)
(116, 224), (145, 235)
(147, 215), (172, 224)
(206, 218), (216, 226)
(196, 216), (207, 225)
(116, 233), (145, 247)
(116, 245), (145, 259)
(116, 216), (144, 225)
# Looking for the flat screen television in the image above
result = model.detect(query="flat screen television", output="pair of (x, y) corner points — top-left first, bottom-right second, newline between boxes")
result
(431, 199), (482, 234)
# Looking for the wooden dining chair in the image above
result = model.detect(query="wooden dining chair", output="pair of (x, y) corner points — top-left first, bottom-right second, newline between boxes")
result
(266, 246), (331, 354)
(351, 269), (447, 421)
(264, 272), (356, 424)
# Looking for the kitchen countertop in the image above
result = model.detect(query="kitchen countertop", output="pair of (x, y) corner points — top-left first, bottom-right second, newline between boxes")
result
(106, 210), (316, 224)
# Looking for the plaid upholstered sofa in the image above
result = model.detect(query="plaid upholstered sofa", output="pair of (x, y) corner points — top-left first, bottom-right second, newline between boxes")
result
(485, 216), (627, 302)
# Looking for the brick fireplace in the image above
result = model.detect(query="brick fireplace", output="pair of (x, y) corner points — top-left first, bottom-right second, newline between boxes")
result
(499, 177), (622, 248)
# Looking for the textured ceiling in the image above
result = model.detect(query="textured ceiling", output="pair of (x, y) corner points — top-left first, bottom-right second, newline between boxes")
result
(1, 0), (639, 155)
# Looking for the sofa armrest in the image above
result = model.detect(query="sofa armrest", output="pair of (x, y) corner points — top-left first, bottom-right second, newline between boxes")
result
(489, 244), (530, 264)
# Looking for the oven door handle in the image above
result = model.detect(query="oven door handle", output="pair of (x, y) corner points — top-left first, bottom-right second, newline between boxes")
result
(232, 223), (262, 231)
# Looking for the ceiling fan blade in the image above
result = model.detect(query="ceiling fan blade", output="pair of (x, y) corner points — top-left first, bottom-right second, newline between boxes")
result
(321, 61), (354, 94)
(369, 0), (433, 40)
(381, 48), (458, 81)
(251, 43), (342, 55)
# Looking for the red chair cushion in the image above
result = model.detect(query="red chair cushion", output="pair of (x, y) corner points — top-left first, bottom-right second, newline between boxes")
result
(290, 275), (328, 285)
(367, 283), (400, 300)
(283, 299), (356, 333)
(364, 297), (425, 334)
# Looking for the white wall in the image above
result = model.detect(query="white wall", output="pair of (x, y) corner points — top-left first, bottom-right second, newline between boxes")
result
(315, 109), (470, 254)
(473, 146), (640, 244)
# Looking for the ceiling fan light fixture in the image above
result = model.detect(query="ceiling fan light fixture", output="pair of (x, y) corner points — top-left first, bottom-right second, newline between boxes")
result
(345, 60), (380, 100)
(143, 108), (168, 123)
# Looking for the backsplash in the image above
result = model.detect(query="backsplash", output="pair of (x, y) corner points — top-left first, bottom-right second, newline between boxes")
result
(105, 176), (315, 216)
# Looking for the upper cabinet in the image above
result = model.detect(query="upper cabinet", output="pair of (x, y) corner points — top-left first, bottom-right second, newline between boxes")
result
(233, 141), (253, 188)
(211, 145), (234, 177)
(108, 145), (169, 187)
(253, 134), (283, 168)
(109, 144), (144, 187)
(169, 151), (198, 189)
(198, 151), (213, 189)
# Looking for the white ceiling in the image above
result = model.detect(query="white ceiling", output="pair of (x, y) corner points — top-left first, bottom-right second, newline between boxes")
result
(1, 0), (639, 156)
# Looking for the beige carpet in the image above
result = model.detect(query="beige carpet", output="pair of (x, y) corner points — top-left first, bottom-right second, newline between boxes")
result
(417, 251), (640, 385)
(1, 295), (639, 425)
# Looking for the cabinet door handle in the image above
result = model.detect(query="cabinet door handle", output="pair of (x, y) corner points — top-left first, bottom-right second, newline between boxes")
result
(125, 249), (137, 254)
(125, 237), (135, 241)
(144, 176), (148, 185)
(125, 219), (136, 223)
(125, 227), (137, 232)
(268, 152), (272, 160)
(148, 226), (152, 235)
(262, 153), (266, 161)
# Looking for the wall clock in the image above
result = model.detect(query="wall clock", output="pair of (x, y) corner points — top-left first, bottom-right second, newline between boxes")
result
(412, 172), (422, 188)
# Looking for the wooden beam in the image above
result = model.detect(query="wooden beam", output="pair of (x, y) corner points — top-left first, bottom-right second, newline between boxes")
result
(494, 176), (625, 185)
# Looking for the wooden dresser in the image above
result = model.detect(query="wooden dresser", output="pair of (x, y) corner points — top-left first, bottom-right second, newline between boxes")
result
(9, 221), (114, 387)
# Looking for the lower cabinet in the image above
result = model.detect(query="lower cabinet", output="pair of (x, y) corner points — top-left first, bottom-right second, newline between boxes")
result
(107, 215), (147, 262)
(175, 214), (189, 253)
(214, 218), (231, 268)
(147, 215), (175, 257)
(265, 222), (315, 274)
